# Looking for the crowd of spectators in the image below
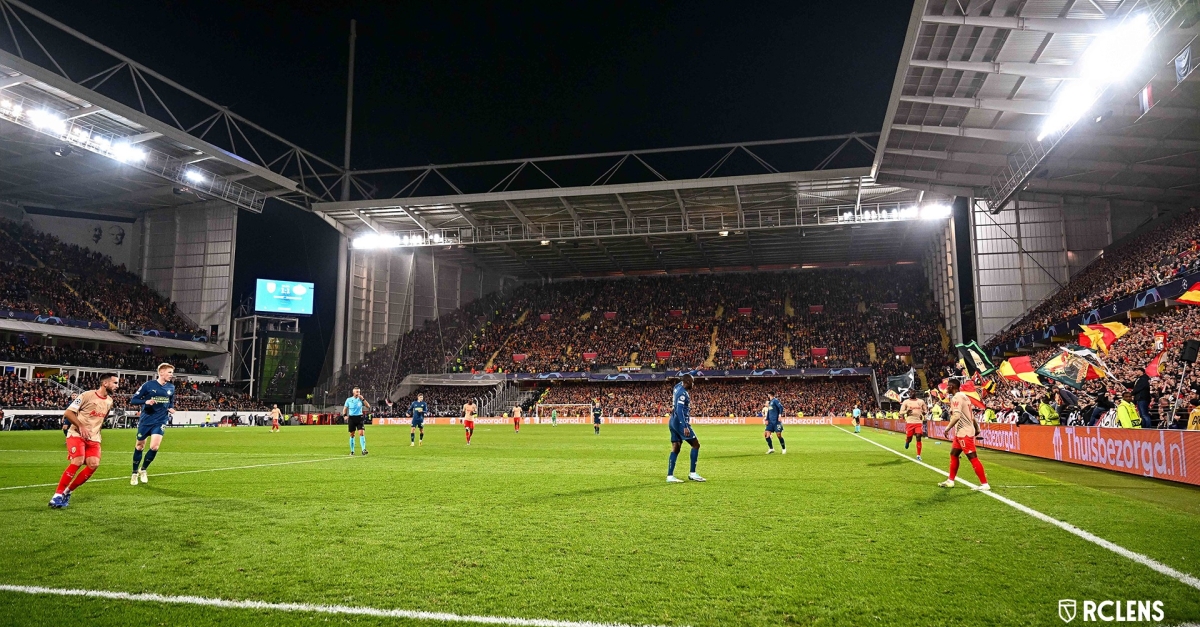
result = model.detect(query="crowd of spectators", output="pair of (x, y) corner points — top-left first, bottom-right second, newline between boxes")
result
(0, 340), (210, 374)
(992, 208), (1200, 346)
(0, 373), (71, 409)
(536, 378), (875, 417)
(0, 219), (201, 334)
(384, 386), (495, 417)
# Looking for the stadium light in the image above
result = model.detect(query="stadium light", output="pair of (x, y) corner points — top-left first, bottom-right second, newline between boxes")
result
(184, 169), (206, 184)
(26, 109), (66, 135)
(919, 204), (951, 220)
(112, 142), (146, 163)
(540, 239), (550, 245)
(718, 230), (729, 237)
(1038, 14), (1152, 141)
(352, 233), (402, 249)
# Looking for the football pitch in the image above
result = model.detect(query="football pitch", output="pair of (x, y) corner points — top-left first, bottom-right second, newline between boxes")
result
(1, 424), (1199, 627)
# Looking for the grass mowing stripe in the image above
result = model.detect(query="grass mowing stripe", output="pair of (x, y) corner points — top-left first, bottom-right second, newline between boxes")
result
(838, 426), (1200, 592)
(0, 584), (684, 627)
(0, 456), (350, 491)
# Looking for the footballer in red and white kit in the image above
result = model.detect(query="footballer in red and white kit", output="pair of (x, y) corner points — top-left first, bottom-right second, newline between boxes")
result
(463, 401), (477, 445)
(899, 396), (927, 460)
(512, 405), (522, 433)
(939, 380), (990, 491)
(49, 373), (118, 508)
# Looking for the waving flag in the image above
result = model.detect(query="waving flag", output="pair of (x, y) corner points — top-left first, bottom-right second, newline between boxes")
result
(1178, 282), (1200, 305)
(938, 378), (985, 409)
(955, 341), (997, 376)
(998, 356), (1041, 385)
(1036, 345), (1106, 389)
(1146, 350), (1168, 378)
(1077, 322), (1129, 353)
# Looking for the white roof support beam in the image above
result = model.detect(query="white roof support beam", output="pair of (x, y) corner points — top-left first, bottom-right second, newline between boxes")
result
(909, 59), (1082, 79)
(396, 206), (432, 233)
(496, 243), (543, 279)
(593, 238), (624, 272)
(614, 193), (634, 222)
(557, 196), (580, 222)
(1045, 159), (1200, 178)
(892, 124), (1032, 143)
(894, 169), (1200, 200)
(503, 200), (534, 227)
(0, 74), (31, 89)
(63, 105), (101, 120)
(733, 185), (745, 228)
(921, 15), (1113, 34)
(673, 189), (688, 228)
(449, 202), (481, 228)
(351, 208), (385, 233)
(899, 95), (1051, 114)
(885, 148), (1009, 167)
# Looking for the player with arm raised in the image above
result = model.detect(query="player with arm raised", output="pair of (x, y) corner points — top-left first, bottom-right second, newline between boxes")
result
(591, 399), (602, 435)
(763, 392), (786, 454)
(938, 379), (990, 491)
(128, 363), (176, 485)
(49, 373), (118, 508)
(900, 394), (928, 461)
(409, 393), (427, 446)
(667, 373), (704, 483)
(343, 387), (370, 456)
(463, 400), (477, 445)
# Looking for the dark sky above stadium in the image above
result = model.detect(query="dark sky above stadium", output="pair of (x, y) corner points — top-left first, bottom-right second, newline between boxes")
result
(31, 0), (913, 391)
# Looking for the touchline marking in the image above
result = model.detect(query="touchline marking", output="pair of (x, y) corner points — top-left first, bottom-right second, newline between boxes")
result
(0, 585), (678, 627)
(837, 426), (1200, 592)
(0, 456), (349, 491)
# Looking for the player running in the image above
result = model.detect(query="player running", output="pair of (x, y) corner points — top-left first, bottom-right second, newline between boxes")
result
(344, 387), (370, 456)
(591, 399), (602, 435)
(463, 400), (477, 445)
(512, 404), (522, 433)
(852, 404), (862, 433)
(129, 363), (176, 485)
(900, 394), (927, 461)
(270, 404), (282, 432)
(49, 373), (118, 508)
(667, 373), (704, 483)
(938, 379), (990, 491)
(763, 392), (786, 454)
(409, 393), (428, 446)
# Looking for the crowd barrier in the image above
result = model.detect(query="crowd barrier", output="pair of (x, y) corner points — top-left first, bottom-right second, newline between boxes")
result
(373, 416), (855, 426)
(865, 418), (1200, 486)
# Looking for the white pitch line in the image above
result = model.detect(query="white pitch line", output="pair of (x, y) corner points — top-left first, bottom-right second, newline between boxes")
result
(838, 426), (1200, 592)
(0, 584), (678, 627)
(0, 456), (349, 491)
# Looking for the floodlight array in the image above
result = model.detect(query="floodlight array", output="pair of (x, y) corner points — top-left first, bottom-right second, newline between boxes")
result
(0, 91), (267, 212)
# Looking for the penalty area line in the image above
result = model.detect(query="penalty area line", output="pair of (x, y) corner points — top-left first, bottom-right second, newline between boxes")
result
(0, 456), (350, 492)
(836, 426), (1200, 593)
(0, 584), (680, 627)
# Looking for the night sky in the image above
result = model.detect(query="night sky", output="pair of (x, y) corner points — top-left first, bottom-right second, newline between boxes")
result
(30, 0), (913, 391)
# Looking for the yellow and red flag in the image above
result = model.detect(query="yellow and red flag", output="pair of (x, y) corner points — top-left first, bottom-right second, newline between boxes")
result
(937, 379), (986, 409)
(1178, 282), (1200, 306)
(1077, 322), (1129, 353)
(998, 356), (1041, 385)
(1146, 350), (1168, 378)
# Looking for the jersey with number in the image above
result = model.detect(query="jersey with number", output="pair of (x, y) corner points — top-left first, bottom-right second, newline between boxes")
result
(670, 382), (691, 425)
(129, 380), (174, 424)
(66, 390), (113, 442)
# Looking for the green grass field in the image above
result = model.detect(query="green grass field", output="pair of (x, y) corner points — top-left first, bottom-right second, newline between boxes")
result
(1, 423), (1199, 626)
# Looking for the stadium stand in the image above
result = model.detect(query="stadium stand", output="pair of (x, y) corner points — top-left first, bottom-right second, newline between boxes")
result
(991, 208), (1200, 346)
(536, 378), (875, 417)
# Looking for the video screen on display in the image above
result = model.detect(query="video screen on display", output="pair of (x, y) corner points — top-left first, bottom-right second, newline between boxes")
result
(259, 332), (302, 402)
(254, 279), (314, 315)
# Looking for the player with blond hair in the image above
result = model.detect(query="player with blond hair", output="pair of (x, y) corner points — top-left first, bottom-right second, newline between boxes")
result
(129, 363), (176, 485)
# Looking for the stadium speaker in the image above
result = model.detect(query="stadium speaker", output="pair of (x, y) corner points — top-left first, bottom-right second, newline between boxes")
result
(1181, 339), (1200, 365)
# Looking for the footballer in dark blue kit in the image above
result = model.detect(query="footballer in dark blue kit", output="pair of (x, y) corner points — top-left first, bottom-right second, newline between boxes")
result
(591, 399), (602, 435)
(409, 393), (428, 446)
(128, 363), (176, 485)
(667, 373), (704, 483)
(763, 392), (786, 454)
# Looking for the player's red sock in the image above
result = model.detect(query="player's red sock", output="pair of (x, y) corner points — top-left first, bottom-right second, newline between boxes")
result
(948, 454), (960, 481)
(969, 457), (988, 484)
(56, 463), (81, 494)
(67, 465), (96, 491)
(916, 439), (922, 456)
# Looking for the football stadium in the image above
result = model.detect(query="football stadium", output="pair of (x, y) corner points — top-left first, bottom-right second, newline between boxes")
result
(2, 0), (1200, 625)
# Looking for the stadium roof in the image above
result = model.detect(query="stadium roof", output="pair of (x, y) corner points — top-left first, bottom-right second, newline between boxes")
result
(875, 0), (1200, 212)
